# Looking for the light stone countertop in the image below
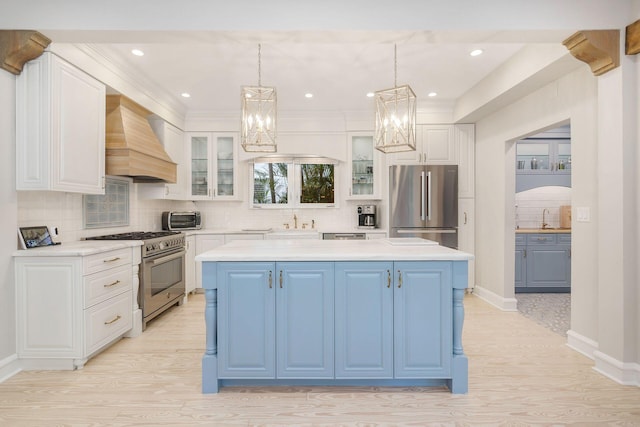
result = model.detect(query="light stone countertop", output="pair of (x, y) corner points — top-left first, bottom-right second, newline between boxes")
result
(515, 228), (572, 234)
(196, 239), (473, 262)
(185, 228), (388, 237)
(13, 240), (143, 257)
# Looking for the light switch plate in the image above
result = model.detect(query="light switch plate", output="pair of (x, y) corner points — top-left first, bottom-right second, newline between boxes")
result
(576, 207), (591, 222)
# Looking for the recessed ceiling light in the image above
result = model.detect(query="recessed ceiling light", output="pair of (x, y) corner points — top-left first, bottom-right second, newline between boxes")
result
(366, 92), (375, 98)
(470, 49), (483, 57)
(305, 93), (313, 98)
(181, 93), (191, 98)
(428, 92), (438, 97)
(131, 49), (145, 57)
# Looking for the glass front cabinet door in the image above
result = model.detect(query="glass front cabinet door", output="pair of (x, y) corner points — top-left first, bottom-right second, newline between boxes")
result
(188, 132), (238, 200)
(347, 133), (381, 199)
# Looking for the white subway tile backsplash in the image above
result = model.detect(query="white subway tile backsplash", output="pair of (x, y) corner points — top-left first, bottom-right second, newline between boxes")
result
(515, 186), (571, 229)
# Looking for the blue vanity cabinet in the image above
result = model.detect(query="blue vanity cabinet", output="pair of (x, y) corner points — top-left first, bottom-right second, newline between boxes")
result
(334, 262), (394, 378)
(276, 262), (334, 378)
(394, 262), (453, 378)
(217, 262), (276, 378)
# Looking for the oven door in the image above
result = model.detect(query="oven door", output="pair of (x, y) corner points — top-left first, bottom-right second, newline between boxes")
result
(141, 248), (186, 324)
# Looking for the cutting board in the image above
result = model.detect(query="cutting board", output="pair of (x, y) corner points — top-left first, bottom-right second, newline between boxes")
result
(559, 206), (571, 228)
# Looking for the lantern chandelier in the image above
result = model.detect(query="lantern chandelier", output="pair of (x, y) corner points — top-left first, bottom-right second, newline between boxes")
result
(374, 44), (417, 153)
(241, 44), (277, 152)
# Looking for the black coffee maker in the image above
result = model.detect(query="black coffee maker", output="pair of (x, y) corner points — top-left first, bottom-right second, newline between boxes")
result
(357, 205), (376, 228)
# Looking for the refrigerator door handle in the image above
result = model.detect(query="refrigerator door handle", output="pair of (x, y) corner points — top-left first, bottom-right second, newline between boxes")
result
(397, 229), (457, 234)
(426, 171), (432, 220)
(420, 171), (425, 220)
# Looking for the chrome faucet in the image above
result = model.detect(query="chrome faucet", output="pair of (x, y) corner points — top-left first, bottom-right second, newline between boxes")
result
(293, 214), (298, 229)
(542, 208), (550, 229)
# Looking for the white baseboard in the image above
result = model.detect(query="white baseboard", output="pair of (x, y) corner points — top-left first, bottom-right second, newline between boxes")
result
(471, 285), (518, 311)
(593, 350), (640, 387)
(566, 329), (598, 359)
(0, 354), (21, 383)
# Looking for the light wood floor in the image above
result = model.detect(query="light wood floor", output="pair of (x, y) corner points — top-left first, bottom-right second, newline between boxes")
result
(1, 293), (639, 426)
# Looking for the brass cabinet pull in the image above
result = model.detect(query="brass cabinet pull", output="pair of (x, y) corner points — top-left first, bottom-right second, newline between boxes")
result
(397, 270), (402, 288)
(103, 257), (121, 263)
(104, 280), (120, 288)
(104, 315), (121, 325)
(524, 249), (527, 258)
(387, 270), (391, 288)
(268, 271), (273, 288)
(279, 270), (283, 288)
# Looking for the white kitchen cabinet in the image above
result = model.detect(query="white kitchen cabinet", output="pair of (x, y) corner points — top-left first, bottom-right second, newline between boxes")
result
(188, 132), (239, 201)
(15, 246), (140, 370)
(185, 235), (196, 294)
(457, 198), (475, 288)
(139, 120), (187, 200)
(16, 52), (106, 194)
(387, 125), (457, 165)
(346, 133), (382, 199)
(456, 124), (475, 199)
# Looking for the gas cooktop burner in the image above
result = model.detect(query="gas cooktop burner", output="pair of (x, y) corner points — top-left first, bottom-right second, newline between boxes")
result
(86, 231), (180, 241)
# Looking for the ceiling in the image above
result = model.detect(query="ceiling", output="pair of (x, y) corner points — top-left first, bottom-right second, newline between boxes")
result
(85, 31), (540, 115)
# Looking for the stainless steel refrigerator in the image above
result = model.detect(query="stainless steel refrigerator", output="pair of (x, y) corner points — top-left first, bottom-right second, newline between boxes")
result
(389, 165), (458, 248)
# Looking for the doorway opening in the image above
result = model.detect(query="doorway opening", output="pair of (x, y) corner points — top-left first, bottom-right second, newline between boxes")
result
(513, 123), (572, 336)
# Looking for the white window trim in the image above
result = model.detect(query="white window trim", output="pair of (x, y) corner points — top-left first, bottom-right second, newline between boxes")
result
(249, 158), (339, 209)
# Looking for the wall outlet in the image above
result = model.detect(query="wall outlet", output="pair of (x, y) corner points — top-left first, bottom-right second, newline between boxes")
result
(576, 207), (591, 222)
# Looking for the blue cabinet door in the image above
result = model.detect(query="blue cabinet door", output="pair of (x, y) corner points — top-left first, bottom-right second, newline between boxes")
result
(217, 262), (276, 378)
(527, 247), (571, 288)
(335, 262), (394, 379)
(276, 262), (334, 378)
(394, 261), (452, 378)
(515, 246), (527, 288)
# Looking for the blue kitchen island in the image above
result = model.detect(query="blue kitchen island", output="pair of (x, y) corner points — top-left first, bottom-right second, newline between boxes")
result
(196, 238), (472, 394)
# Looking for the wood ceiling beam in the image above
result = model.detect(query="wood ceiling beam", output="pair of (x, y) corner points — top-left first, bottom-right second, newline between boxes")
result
(626, 19), (640, 55)
(562, 30), (619, 76)
(0, 30), (51, 75)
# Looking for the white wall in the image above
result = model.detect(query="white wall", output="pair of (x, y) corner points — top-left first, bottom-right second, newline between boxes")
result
(474, 66), (599, 338)
(0, 70), (18, 379)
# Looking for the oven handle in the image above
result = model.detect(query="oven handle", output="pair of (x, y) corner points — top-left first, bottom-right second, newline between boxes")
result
(149, 249), (186, 265)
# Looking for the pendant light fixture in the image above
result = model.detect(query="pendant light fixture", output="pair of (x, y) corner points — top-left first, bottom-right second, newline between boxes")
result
(241, 44), (277, 152)
(374, 44), (416, 153)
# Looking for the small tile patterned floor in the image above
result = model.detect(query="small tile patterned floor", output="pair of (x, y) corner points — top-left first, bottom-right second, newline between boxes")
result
(515, 293), (571, 336)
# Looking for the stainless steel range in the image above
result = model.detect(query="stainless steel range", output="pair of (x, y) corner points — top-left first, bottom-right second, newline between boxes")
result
(86, 231), (186, 330)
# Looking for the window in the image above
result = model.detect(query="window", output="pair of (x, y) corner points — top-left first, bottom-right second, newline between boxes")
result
(251, 157), (337, 208)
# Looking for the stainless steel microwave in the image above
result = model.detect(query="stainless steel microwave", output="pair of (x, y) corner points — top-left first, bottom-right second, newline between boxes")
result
(161, 211), (202, 230)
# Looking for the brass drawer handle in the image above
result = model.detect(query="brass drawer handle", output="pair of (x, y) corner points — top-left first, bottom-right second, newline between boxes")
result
(104, 315), (121, 325)
(103, 257), (121, 263)
(104, 280), (121, 288)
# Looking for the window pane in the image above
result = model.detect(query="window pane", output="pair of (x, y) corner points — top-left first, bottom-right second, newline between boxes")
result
(300, 164), (334, 204)
(253, 162), (288, 204)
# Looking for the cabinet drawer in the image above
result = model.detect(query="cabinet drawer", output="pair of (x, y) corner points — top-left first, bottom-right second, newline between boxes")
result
(84, 291), (132, 356)
(527, 234), (556, 245)
(84, 264), (131, 309)
(557, 234), (572, 244)
(515, 235), (526, 245)
(83, 248), (131, 275)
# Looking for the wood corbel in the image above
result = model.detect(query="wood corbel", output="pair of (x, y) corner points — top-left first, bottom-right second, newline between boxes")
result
(0, 30), (51, 75)
(562, 30), (619, 76)
(626, 19), (640, 55)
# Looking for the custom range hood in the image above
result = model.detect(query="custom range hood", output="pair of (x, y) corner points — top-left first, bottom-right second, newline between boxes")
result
(105, 95), (177, 183)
